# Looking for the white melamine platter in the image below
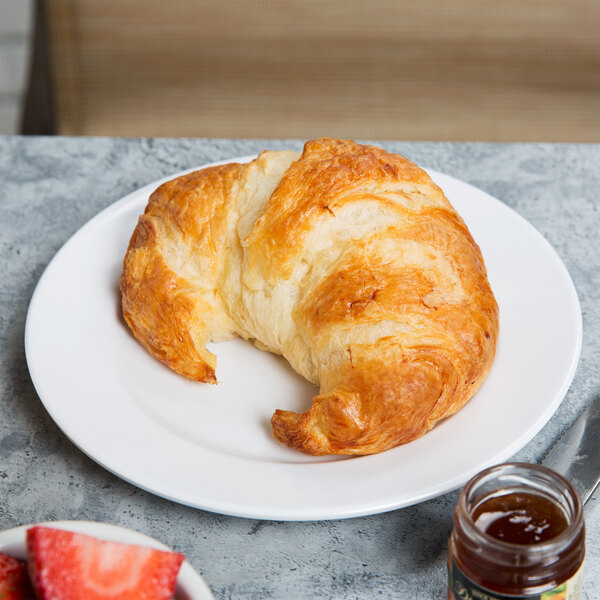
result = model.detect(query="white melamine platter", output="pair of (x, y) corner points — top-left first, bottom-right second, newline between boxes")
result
(25, 157), (582, 520)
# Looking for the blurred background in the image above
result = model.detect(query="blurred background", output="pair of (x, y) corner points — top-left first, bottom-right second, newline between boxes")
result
(1, 0), (599, 141)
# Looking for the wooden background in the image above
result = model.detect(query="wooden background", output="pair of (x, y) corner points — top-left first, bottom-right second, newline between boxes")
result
(44, 0), (600, 141)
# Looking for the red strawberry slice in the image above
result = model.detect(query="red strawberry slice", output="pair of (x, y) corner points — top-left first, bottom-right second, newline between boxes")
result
(0, 551), (36, 599)
(26, 526), (184, 600)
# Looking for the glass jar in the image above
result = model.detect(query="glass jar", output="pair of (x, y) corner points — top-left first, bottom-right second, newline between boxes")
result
(448, 462), (585, 599)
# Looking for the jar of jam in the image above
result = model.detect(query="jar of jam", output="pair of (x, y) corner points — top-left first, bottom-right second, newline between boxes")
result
(448, 462), (585, 599)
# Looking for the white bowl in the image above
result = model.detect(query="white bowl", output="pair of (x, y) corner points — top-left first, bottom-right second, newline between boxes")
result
(0, 520), (213, 599)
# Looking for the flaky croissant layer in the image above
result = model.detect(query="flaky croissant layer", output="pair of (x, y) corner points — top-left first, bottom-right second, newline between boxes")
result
(121, 138), (498, 455)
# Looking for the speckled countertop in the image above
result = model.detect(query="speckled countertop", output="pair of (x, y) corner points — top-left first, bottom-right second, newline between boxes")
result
(0, 136), (598, 598)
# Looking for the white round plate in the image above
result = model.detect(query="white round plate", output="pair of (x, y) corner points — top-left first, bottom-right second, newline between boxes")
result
(0, 520), (213, 599)
(25, 156), (582, 521)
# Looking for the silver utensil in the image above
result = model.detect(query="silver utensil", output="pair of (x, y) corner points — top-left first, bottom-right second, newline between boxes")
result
(542, 395), (600, 504)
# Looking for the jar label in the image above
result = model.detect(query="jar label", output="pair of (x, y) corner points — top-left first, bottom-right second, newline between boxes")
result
(448, 556), (583, 600)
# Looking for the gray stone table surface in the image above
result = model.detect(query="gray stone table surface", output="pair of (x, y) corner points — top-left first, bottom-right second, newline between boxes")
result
(0, 135), (598, 598)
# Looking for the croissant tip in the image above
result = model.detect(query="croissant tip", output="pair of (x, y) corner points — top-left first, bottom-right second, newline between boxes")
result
(170, 360), (217, 385)
(271, 410), (333, 456)
(270, 409), (298, 438)
(198, 367), (218, 384)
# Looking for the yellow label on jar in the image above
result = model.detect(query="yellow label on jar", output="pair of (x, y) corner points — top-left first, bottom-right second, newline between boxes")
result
(448, 556), (584, 600)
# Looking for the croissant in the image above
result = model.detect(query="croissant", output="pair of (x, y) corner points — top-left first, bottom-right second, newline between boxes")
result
(121, 138), (498, 455)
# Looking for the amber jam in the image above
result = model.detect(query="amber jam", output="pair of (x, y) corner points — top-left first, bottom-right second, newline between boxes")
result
(473, 491), (569, 545)
(448, 463), (585, 599)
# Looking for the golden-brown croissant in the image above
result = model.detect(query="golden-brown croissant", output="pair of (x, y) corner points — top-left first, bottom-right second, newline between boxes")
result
(121, 138), (498, 455)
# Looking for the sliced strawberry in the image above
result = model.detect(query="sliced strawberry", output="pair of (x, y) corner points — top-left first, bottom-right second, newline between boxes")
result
(26, 526), (184, 600)
(0, 551), (36, 599)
